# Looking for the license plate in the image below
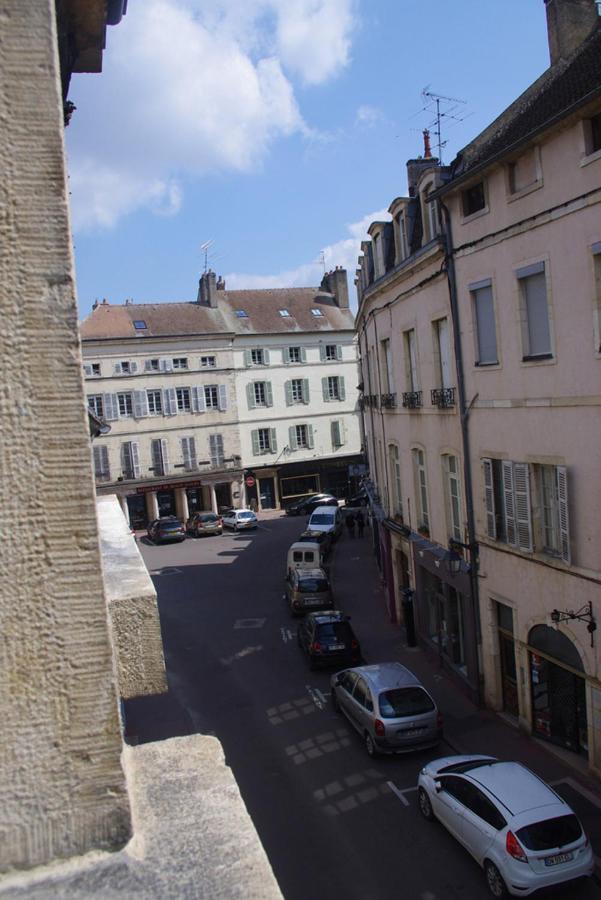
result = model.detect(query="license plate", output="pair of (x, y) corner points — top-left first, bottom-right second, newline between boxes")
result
(306, 598), (322, 605)
(544, 852), (573, 867)
(402, 728), (424, 737)
(328, 644), (345, 651)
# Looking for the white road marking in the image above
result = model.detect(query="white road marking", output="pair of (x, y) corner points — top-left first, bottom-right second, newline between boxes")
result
(280, 626), (294, 643)
(234, 617), (266, 629)
(220, 645), (263, 665)
(306, 685), (325, 710)
(386, 782), (418, 807)
(315, 688), (327, 705)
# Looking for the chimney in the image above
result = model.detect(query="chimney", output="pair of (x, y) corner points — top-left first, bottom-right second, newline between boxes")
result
(216, 276), (226, 291)
(320, 266), (349, 309)
(544, 0), (599, 65)
(197, 270), (218, 307)
(423, 129), (432, 159)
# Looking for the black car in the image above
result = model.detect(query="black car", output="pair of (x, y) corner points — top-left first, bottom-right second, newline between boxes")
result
(147, 516), (186, 543)
(285, 493), (339, 516)
(297, 611), (361, 670)
(297, 528), (332, 558)
(345, 488), (368, 508)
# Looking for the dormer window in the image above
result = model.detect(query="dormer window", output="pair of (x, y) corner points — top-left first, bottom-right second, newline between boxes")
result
(462, 181), (486, 217)
(311, 308), (324, 317)
(421, 182), (440, 243)
(396, 212), (408, 262)
(236, 309), (248, 318)
(373, 231), (384, 277)
(279, 308), (291, 317)
(133, 320), (147, 330)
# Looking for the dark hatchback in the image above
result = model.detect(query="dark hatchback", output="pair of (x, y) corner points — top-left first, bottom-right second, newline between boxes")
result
(147, 516), (186, 544)
(297, 611), (361, 670)
(286, 493), (339, 516)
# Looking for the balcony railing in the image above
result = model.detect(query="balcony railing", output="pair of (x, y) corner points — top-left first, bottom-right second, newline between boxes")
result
(431, 387), (456, 409)
(380, 392), (397, 409)
(402, 391), (422, 409)
(361, 394), (380, 410)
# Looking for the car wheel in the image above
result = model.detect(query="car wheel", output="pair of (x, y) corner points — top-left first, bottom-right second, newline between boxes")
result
(484, 861), (507, 899)
(364, 732), (378, 758)
(417, 787), (434, 821)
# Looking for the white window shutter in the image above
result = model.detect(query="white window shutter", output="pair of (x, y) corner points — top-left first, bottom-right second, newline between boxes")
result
(103, 393), (118, 421)
(483, 459), (497, 540)
(319, 345), (326, 361)
(133, 390), (148, 418)
(191, 386), (205, 413)
(300, 347), (307, 363)
(289, 426), (297, 451)
(336, 345), (342, 360)
(269, 428), (277, 453)
(164, 387), (177, 416)
(338, 377), (346, 401)
(247, 383), (256, 409)
(307, 425), (314, 449)
(160, 438), (170, 475)
(502, 460), (517, 546)
(556, 466), (570, 564)
(265, 382), (273, 407)
(322, 377), (329, 401)
(218, 384), (228, 411)
(114, 362), (122, 374)
(251, 430), (260, 455)
(244, 350), (252, 367)
(144, 360), (154, 372)
(302, 379), (310, 404)
(121, 442), (132, 476)
(130, 361), (138, 374)
(131, 442), (141, 478)
(181, 437), (190, 469)
(284, 381), (293, 406)
(331, 421), (341, 448)
(84, 364), (92, 377)
(263, 349), (270, 365)
(513, 463), (532, 552)
(283, 347), (290, 365)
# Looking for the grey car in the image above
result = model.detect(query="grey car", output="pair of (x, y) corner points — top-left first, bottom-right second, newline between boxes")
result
(331, 662), (443, 757)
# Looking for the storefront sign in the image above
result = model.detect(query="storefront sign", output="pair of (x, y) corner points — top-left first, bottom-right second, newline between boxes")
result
(136, 480), (203, 494)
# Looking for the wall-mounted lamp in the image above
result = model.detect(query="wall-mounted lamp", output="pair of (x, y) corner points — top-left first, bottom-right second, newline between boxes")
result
(550, 602), (596, 647)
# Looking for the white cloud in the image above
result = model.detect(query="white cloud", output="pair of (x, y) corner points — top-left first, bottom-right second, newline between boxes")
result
(66, 0), (357, 230)
(223, 206), (390, 308)
(355, 104), (382, 127)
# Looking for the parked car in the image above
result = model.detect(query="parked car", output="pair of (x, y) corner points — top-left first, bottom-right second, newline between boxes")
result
(285, 493), (339, 516)
(297, 611), (361, 670)
(345, 488), (368, 508)
(285, 566), (334, 616)
(307, 505), (343, 540)
(222, 508), (258, 531)
(297, 528), (332, 557)
(147, 516), (186, 544)
(186, 511), (222, 537)
(331, 662), (442, 757)
(417, 755), (594, 898)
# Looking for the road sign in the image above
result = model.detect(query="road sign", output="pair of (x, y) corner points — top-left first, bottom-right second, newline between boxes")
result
(245, 475), (255, 487)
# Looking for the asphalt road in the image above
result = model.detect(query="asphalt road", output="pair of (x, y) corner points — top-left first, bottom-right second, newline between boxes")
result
(134, 515), (600, 900)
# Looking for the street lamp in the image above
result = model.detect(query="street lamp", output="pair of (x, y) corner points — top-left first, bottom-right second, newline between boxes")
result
(550, 602), (596, 647)
(446, 538), (478, 576)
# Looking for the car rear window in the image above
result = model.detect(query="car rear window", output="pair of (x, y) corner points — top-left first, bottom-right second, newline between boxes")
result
(199, 514), (218, 522)
(316, 622), (352, 641)
(299, 578), (329, 593)
(161, 521), (182, 529)
(516, 815), (582, 851)
(310, 513), (334, 524)
(378, 687), (435, 718)
(238, 512), (255, 519)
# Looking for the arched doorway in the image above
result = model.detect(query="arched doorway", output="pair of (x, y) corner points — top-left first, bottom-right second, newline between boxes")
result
(529, 625), (588, 757)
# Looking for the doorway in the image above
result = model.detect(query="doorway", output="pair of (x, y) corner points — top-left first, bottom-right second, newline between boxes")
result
(259, 477), (276, 510)
(157, 490), (175, 516)
(127, 494), (147, 529)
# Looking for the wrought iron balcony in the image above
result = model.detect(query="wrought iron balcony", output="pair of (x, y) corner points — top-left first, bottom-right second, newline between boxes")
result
(380, 392), (397, 409)
(402, 390), (422, 409)
(361, 394), (380, 409)
(431, 387), (456, 409)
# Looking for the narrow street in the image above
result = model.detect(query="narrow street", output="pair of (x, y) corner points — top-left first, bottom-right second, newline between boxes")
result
(126, 514), (601, 900)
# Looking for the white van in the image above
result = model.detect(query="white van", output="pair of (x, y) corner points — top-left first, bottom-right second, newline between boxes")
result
(286, 541), (324, 582)
(307, 505), (343, 540)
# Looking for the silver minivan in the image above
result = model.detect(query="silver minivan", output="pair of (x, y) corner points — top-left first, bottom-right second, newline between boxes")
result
(331, 662), (442, 757)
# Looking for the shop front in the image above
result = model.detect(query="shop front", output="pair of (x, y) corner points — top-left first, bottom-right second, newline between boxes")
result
(276, 455), (363, 511)
(113, 471), (242, 528)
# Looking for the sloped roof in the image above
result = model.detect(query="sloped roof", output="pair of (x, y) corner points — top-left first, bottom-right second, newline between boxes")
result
(442, 21), (601, 189)
(80, 288), (355, 341)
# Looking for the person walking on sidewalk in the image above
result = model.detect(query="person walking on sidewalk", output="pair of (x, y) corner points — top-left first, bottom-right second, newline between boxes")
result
(345, 511), (356, 538)
(356, 510), (365, 538)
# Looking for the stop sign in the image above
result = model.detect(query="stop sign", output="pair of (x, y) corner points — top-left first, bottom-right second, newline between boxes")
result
(245, 475), (255, 487)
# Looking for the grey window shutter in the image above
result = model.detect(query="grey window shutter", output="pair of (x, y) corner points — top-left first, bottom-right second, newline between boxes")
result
(331, 421), (341, 448)
(114, 362), (122, 374)
(251, 430), (260, 455)
(244, 350), (252, 367)
(160, 359), (172, 372)
(160, 438), (170, 475)
(284, 381), (293, 406)
(319, 345), (326, 361)
(144, 359), (154, 371)
(283, 347), (290, 365)
(263, 348), (270, 365)
(181, 437), (190, 469)
(300, 347), (307, 363)
(189, 437), (197, 469)
(131, 441), (141, 478)
(336, 345), (342, 360)
(218, 384), (228, 411)
(151, 439), (162, 475)
(523, 270), (551, 356)
(122, 442), (132, 476)
(302, 379), (310, 404)
(556, 466), (570, 564)
(289, 425), (297, 451)
(130, 361), (138, 374)
(269, 428), (277, 453)
(322, 377), (329, 401)
(93, 445), (106, 478)
(502, 461), (517, 546)
(338, 377), (346, 401)
(103, 393), (119, 421)
(307, 425), (314, 449)
(474, 285), (498, 364)
(265, 382), (273, 407)
(164, 387), (177, 416)
(84, 364), (92, 377)
(513, 463), (532, 551)
(247, 383), (256, 409)
(191, 386), (206, 413)
(482, 459), (497, 540)
(133, 390), (148, 418)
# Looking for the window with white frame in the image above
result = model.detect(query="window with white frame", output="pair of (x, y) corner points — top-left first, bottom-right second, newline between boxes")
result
(471, 279), (498, 365)
(517, 262), (552, 359)
(412, 448), (429, 531)
(311, 308), (324, 317)
(433, 317), (452, 388)
(151, 439), (170, 476)
(209, 433), (224, 466)
(172, 357), (188, 369)
(87, 394), (104, 417)
(176, 387), (191, 412)
(536, 464), (570, 562)
(422, 183), (440, 243)
(482, 459), (533, 554)
(121, 441), (140, 479)
(181, 437), (197, 471)
(323, 375), (345, 401)
(288, 378), (308, 404)
(118, 360), (132, 374)
(252, 427), (277, 455)
(396, 211), (408, 261)
(254, 381), (267, 407)
(147, 389), (163, 415)
(117, 392), (133, 417)
(442, 454), (462, 542)
(287, 346), (304, 364)
(373, 231), (384, 277)
(388, 444), (402, 517)
(200, 355), (216, 368)
(251, 348), (266, 365)
(404, 329), (419, 391)
(323, 344), (340, 361)
(146, 358), (160, 372)
(289, 423), (313, 450)
(84, 362), (101, 377)
(204, 385), (218, 409)
(584, 111), (601, 156)
(93, 445), (110, 482)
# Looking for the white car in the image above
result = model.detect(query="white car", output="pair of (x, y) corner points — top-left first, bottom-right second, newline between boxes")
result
(221, 508), (258, 531)
(417, 755), (594, 897)
(307, 505), (342, 540)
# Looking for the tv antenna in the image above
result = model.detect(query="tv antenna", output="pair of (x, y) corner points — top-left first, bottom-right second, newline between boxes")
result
(318, 249), (326, 274)
(200, 239), (214, 273)
(420, 87), (468, 165)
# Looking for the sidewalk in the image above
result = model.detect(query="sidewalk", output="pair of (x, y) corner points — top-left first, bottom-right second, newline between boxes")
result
(331, 523), (601, 871)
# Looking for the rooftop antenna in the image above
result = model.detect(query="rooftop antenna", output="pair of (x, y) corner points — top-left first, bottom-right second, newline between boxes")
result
(200, 239), (214, 273)
(319, 250), (326, 274)
(420, 87), (468, 165)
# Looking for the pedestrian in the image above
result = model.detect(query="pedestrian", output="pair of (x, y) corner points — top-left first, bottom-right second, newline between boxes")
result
(356, 510), (365, 538)
(346, 511), (356, 538)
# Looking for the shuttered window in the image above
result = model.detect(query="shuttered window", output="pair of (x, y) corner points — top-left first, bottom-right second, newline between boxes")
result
(412, 448), (429, 530)
(471, 280), (498, 365)
(331, 420), (345, 449)
(518, 264), (552, 358)
(122, 442), (140, 479)
(181, 437), (197, 471)
(209, 433), (224, 466)
(388, 444), (402, 516)
(322, 376), (345, 401)
(93, 445), (110, 482)
(147, 390), (162, 415)
(442, 454), (462, 541)
(117, 392), (133, 417)
(151, 439), (169, 476)
(538, 464), (570, 564)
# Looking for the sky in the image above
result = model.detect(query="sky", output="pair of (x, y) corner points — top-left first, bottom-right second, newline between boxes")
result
(67, 0), (551, 318)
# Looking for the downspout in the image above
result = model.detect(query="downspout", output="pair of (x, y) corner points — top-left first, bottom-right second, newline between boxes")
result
(372, 314), (391, 507)
(440, 200), (483, 707)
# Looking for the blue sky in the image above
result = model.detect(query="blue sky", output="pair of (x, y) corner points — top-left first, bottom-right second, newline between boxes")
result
(67, 0), (551, 317)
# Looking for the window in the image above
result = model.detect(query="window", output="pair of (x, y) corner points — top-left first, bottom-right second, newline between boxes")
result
(87, 395), (104, 417)
(396, 211), (408, 261)
(245, 348), (269, 366)
(286, 346), (305, 364)
(584, 111), (601, 156)
(373, 232), (384, 277)
(151, 439), (170, 476)
(252, 427), (277, 455)
(93, 445), (110, 482)
(388, 444), (402, 517)
(121, 441), (140, 479)
(172, 357), (188, 370)
(181, 437), (197, 471)
(331, 420), (345, 449)
(507, 147), (540, 195)
(236, 309), (248, 318)
(462, 181), (486, 217)
(433, 317), (452, 388)
(442, 454), (462, 542)
(404, 329), (419, 391)
(323, 375), (345, 401)
(323, 343), (341, 361)
(204, 385), (218, 409)
(120, 361), (131, 374)
(471, 280), (498, 365)
(288, 423), (314, 450)
(200, 355), (216, 368)
(209, 433), (224, 466)
(279, 308), (290, 317)
(412, 448), (429, 531)
(133, 320), (147, 330)
(176, 387), (191, 412)
(288, 378), (308, 404)
(422, 183), (440, 242)
(482, 459), (534, 553)
(380, 339), (394, 393)
(204, 384), (227, 411)
(311, 308), (324, 317)
(517, 262), (552, 359)
(537, 465), (570, 562)
(147, 389), (163, 415)
(247, 380), (273, 408)
(84, 362), (101, 377)
(91, 363), (101, 376)
(117, 392), (133, 417)
(146, 358), (160, 372)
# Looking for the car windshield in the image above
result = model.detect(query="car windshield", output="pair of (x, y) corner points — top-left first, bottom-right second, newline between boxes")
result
(378, 687), (434, 718)
(316, 622), (352, 641)
(310, 513), (334, 524)
(516, 815), (582, 851)
(299, 578), (329, 593)
(238, 512), (255, 519)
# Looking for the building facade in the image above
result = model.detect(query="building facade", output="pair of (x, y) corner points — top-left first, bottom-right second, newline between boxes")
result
(81, 269), (362, 524)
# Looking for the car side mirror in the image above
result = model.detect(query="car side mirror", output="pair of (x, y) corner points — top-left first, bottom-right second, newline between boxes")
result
(434, 781), (442, 793)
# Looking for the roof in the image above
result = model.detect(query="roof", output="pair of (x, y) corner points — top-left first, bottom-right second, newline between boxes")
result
(80, 289), (355, 341)
(441, 21), (601, 190)
(466, 762), (562, 816)
(356, 663), (421, 688)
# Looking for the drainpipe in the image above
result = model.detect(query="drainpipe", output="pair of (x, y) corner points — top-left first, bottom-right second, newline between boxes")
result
(440, 200), (483, 707)
(372, 314), (391, 507)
